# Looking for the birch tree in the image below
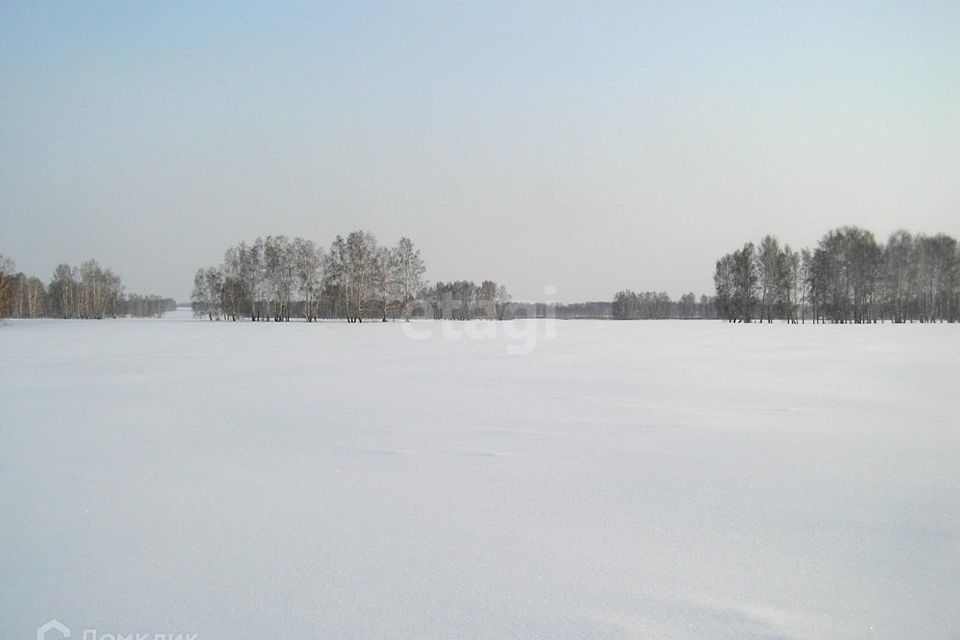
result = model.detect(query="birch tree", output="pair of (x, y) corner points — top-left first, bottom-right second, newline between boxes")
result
(0, 254), (14, 318)
(293, 237), (324, 321)
(394, 237), (426, 321)
(756, 235), (780, 323)
(192, 267), (222, 320)
(343, 231), (377, 323)
(372, 245), (398, 321)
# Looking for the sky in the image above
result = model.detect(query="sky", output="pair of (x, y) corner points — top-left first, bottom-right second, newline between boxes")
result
(1, 1), (958, 302)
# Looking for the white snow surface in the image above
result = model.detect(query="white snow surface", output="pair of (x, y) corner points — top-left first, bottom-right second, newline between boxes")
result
(2, 312), (959, 639)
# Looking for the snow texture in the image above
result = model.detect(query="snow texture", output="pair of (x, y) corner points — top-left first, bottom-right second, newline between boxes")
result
(2, 312), (959, 639)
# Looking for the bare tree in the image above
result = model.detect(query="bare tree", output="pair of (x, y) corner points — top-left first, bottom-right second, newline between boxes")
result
(0, 254), (14, 318)
(756, 235), (780, 323)
(343, 231), (377, 323)
(494, 284), (511, 320)
(324, 235), (347, 319)
(798, 248), (812, 323)
(293, 237), (324, 322)
(372, 245), (398, 322)
(240, 240), (264, 321)
(49, 264), (77, 318)
(394, 237), (426, 321)
(221, 246), (245, 321)
(777, 245), (800, 323)
(262, 235), (295, 321)
(25, 276), (46, 318)
(732, 243), (759, 322)
(192, 267), (223, 320)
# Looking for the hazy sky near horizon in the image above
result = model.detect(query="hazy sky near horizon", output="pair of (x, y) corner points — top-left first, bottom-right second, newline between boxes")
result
(1, 1), (957, 301)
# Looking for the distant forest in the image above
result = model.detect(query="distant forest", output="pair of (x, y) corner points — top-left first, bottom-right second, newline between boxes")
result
(0, 254), (175, 319)
(609, 291), (717, 320)
(714, 227), (959, 323)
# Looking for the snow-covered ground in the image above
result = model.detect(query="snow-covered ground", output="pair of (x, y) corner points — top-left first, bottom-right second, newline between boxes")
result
(1, 314), (958, 639)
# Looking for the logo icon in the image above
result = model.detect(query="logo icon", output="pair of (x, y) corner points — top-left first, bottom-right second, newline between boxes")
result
(37, 620), (70, 640)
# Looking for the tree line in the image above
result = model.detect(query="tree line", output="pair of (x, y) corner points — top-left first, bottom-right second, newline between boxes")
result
(0, 253), (176, 320)
(610, 291), (718, 320)
(423, 281), (511, 320)
(714, 227), (960, 323)
(191, 231), (513, 322)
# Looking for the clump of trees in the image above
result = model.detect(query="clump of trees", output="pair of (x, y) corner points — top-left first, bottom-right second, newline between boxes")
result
(193, 232), (521, 323)
(0, 253), (175, 320)
(610, 290), (717, 320)
(714, 227), (960, 323)
(192, 231), (447, 322)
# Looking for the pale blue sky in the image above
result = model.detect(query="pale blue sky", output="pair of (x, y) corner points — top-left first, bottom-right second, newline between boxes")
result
(2, 1), (958, 301)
